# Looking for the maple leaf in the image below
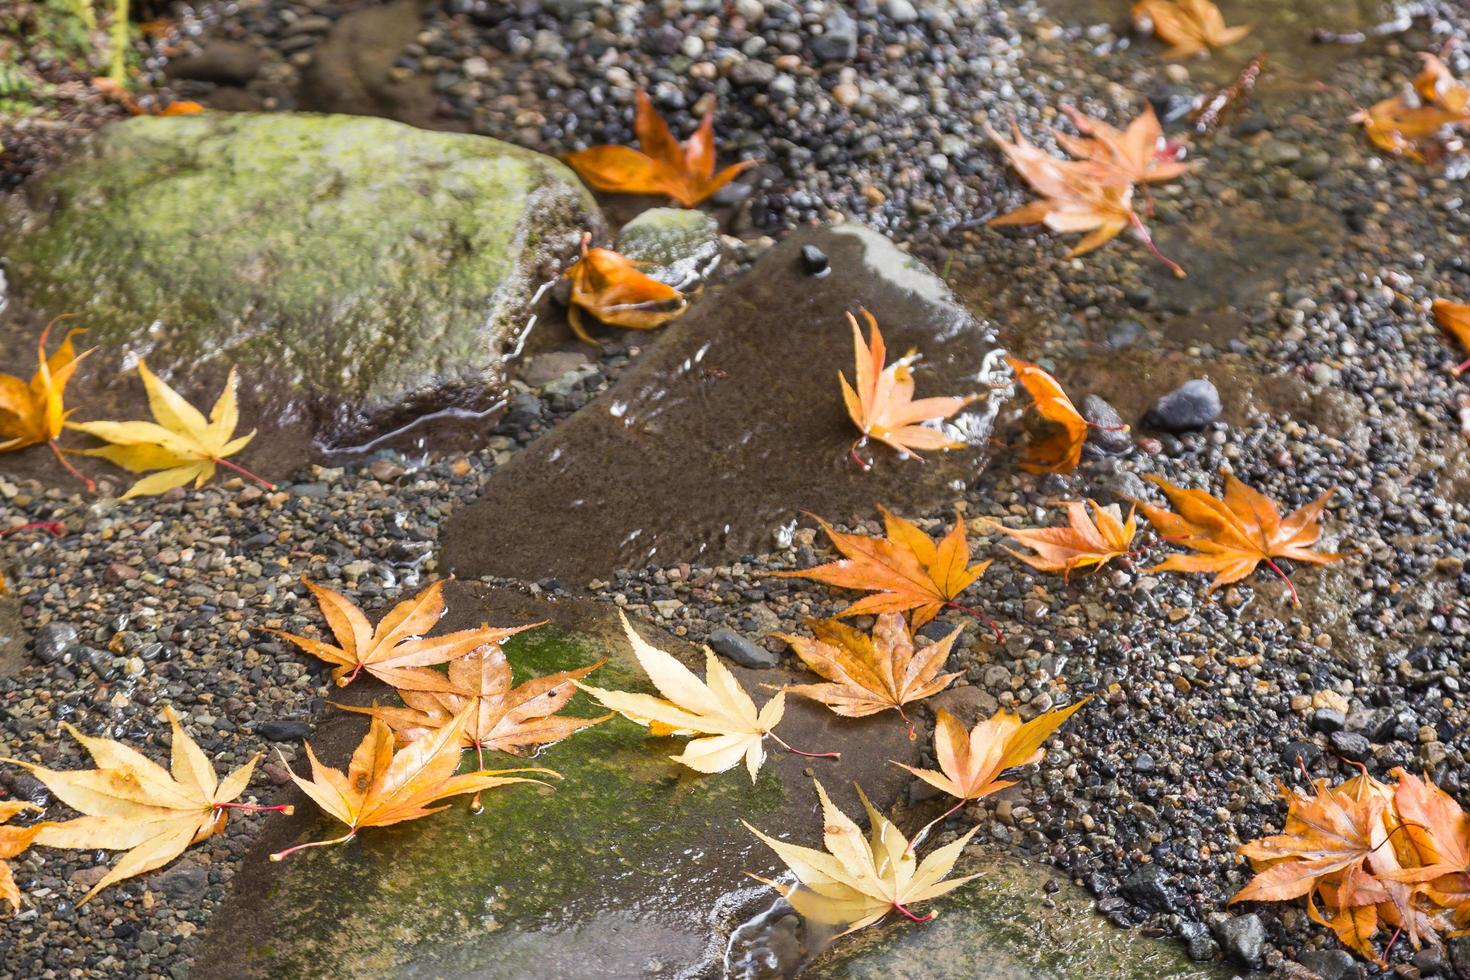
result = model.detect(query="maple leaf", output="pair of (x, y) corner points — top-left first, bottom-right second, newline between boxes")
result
(565, 89), (757, 207)
(1231, 779), (1387, 910)
(564, 236), (688, 344)
(1135, 473), (1343, 605)
(68, 361), (272, 498)
(579, 612), (834, 781)
(338, 645), (612, 769)
(894, 698), (1089, 837)
(1433, 299), (1470, 374)
(3, 706), (286, 906)
(1352, 54), (1470, 162)
(1376, 768), (1470, 920)
(773, 505), (992, 632)
(268, 578), (541, 692)
(1056, 105), (1190, 187)
(272, 707), (554, 859)
(986, 123), (1184, 275)
(1004, 355), (1089, 474)
(0, 318), (95, 489)
(1132, 0), (1251, 59)
(982, 499), (1138, 579)
(745, 779), (980, 934)
(776, 613), (962, 736)
(0, 802), (45, 914)
(840, 309), (979, 469)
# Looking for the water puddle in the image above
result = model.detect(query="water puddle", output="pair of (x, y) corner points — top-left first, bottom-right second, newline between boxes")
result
(1043, 0), (1428, 91)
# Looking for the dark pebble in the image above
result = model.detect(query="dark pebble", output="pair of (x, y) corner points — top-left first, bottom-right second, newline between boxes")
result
(257, 720), (312, 742)
(1121, 865), (1178, 914)
(1297, 949), (1357, 980)
(1212, 913), (1265, 969)
(1081, 395), (1132, 456)
(1144, 379), (1222, 433)
(708, 628), (781, 668)
(32, 622), (78, 665)
(1107, 318), (1144, 348)
(1328, 730), (1371, 762)
(1309, 707), (1346, 734)
(800, 243), (829, 277)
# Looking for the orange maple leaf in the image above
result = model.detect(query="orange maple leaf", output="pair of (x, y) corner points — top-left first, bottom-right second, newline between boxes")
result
(1004, 355), (1090, 474)
(0, 318), (94, 489)
(1056, 104), (1190, 187)
(986, 124), (1184, 275)
(982, 499), (1138, 578)
(773, 505), (993, 633)
(1376, 769), (1470, 917)
(268, 578), (542, 691)
(1135, 473), (1343, 605)
(894, 698), (1088, 837)
(564, 237), (688, 344)
(1132, 0), (1251, 59)
(1433, 298), (1470, 374)
(565, 90), (757, 208)
(1232, 779), (1386, 908)
(1352, 54), (1470, 162)
(775, 613), (963, 735)
(840, 308), (979, 468)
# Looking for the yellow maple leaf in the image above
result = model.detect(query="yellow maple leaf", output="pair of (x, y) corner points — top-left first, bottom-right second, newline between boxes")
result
(0, 802), (45, 914)
(68, 361), (270, 498)
(0, 319), (95, 488)
(2, 706), (286, 905)
(744, 779), (980, 934)
(578, 611), (835, 781)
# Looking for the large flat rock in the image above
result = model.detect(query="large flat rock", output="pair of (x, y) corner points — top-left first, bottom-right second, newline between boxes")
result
(1, 113), (598, 475)
(194, 584), (920, 978)
(442, 225), (999, 585)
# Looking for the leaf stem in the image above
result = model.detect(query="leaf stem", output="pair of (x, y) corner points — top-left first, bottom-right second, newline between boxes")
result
(214, 455), (276, 490)
(849, 437), (872, 472)
(1263, 557), (1300, 606)
(0, 522), (64, 538)
(942, 601), (1004, 642)
(270, 831), (356, 861)
(216, 801), (294, 815)
(1128, 212), (1185, 279)
(909, 797), (969, 855)
(896, 703), (917, 741)
(892, 901), (935, 924)
(49, 440), (95, 492)
(768, 731), (840, 761)
(1455, 356), (1469, 375)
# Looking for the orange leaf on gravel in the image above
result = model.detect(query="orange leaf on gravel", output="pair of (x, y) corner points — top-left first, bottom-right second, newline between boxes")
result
(565, 89), (756, 207)
(1132, 0), (1251, 59)
(982, 499), (1137, 578)
(774, 505), (991, 630)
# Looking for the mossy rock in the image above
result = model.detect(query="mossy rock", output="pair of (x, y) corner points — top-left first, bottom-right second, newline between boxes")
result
(3, 112), (600, 449)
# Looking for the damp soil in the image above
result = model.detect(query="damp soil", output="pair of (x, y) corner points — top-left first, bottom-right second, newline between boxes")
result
(441, 225), (1002, 587)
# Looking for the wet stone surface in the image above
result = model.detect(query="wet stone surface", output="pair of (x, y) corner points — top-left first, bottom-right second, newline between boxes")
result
(442, 224), (1001, 585)
(195, 584), (919, 978)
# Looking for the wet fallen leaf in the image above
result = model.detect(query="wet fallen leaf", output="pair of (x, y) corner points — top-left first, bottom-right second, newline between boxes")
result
(986, 124), (1183, 275)
(272, 708), (553, 860)
(840, 308), (979, 468)
(1057, 105), (1190, 187)
(774, 505), (992, 631)
(894, 698), (1089, 835)
(564, 237), (688, 344)
(1132, 0), (1251, 59)
(338, 645), (611, 768)
(1377, 769), (1470, 924)
(565, 89), (757, 207)
(1352, 54), (1470, 162)
(1004, 356), (1089, 474)
(68, 361), (270, 498)
(3, 706), (284, 906)
(269, 578), (541, 692)
(579, 612), (833, 781)
(1232, 779), (1386, 907)
(0, 802), (45, 914)
(776, 612), (962, 734)
(1433, 298), (1470, 374)
(0, 319), (94, 488)
(982, 499), (1138, 578)
(1135, 473), (1343, 605)
(745, 779), (980, 934)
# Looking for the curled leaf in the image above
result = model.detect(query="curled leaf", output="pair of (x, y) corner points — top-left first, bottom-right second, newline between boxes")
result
(1005, 356), (1088, 474)
(564, 238), (688, 344)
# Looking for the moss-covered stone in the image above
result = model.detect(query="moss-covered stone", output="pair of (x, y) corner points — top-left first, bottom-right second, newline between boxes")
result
(3, 112), (600, 447)
(616, 207), (721, 289)
(804, 855), (1230, 979)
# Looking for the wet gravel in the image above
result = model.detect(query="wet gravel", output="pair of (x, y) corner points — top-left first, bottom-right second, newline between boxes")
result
(4, 0), (1470, 976)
